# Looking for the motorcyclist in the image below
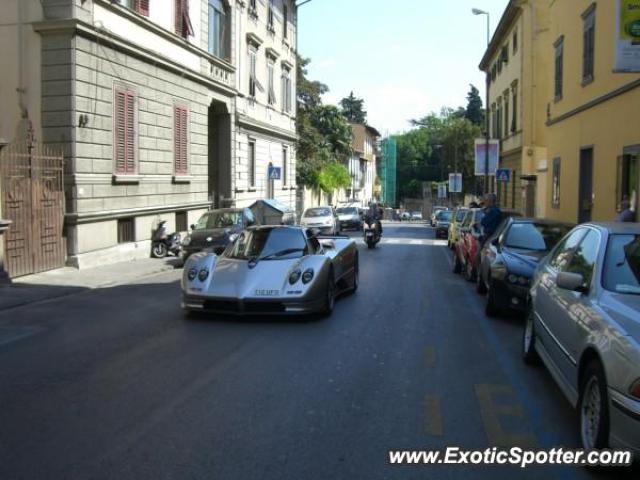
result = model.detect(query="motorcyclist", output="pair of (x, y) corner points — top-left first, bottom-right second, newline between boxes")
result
(365, 202), (383, 235)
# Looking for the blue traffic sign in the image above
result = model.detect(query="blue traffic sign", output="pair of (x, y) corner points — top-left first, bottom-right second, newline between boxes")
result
(496, 168), (511, 183)
(268, 165), (282, 180)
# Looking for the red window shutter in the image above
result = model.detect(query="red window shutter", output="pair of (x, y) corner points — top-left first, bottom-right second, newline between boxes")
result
(175, 0), (183, 36)
(114, 90), (127, 174)
(135, 0), (150, 16)
(125, 92), (136, 174)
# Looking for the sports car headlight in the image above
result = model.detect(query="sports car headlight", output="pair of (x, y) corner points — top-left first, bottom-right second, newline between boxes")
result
(198, 268), (209, 281)
(187, 268), (197, 281)
(289, 269), (302, 285)
(183, 236), (191, 247)
(302, 268), (314, 284)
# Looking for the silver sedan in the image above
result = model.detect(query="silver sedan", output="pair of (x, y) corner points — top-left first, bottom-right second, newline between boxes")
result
(523, 222), (640, 456)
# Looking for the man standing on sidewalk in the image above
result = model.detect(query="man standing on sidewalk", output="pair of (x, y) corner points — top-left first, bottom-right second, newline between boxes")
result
(481, 193), (502, 239)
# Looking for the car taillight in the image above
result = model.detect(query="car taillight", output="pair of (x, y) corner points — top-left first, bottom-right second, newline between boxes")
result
(630, 379), (640, 400)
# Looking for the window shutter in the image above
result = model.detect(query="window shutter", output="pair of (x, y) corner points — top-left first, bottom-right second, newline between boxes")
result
(135, 0), (149, 16)
(115, 90), (127, 174)
(125, 92), (135, 174)
(174, 107), (188, 175)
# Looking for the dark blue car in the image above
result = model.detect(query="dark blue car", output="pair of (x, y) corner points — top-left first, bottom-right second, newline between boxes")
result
(477, 217), (575, 316)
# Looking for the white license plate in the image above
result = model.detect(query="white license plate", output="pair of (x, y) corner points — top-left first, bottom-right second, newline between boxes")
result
(255, 289), (280, 297)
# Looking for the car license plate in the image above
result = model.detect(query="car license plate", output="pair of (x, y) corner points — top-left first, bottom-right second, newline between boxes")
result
(255, 289), (279, 297)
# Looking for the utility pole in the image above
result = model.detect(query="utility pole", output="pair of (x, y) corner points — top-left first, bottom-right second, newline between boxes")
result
(472, 8), (491, 196)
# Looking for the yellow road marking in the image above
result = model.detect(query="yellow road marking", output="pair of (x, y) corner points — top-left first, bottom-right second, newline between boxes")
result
(474, 384), (538, 448)
(425, 394), (443, 436)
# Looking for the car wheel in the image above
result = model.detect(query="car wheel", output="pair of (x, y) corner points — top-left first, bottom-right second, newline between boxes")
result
(522, 309), (539, 364)
(453, 251), (462, 274)
(350, 255), (359, 293)
(485, 279), (499, 317)
(323, 273), (336, 316)
(476, 268), (487, 294)
(152, 242), (168, 258)
(579, 361), (610, 451)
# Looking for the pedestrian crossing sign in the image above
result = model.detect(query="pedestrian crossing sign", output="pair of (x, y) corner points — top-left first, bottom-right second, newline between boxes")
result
(268, 165), (282, 180)
(496, 168), (511, 183)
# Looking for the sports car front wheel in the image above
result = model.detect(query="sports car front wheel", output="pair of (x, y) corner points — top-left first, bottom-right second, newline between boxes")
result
(323, 274), (336, 316)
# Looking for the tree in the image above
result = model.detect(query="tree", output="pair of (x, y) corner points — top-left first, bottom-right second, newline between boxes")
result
(339, 91), (367, 123)
(464, 84), (484, 126)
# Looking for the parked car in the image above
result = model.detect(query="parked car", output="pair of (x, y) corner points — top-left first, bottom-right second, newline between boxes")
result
(453, 208), (485, 280)
(477, 218), (574, 316)
(434, 210), (453, 239)
(523, 223), (640, 456)
(400, 211), (412, 221)
(182, 226), (358, 316)
(182, 208), (256, 260)
(410, 211), (423, 221)
(300, 206), (340, 235)
(430, 207), (447, 227)
(447, 207), (469, 249)
(336, 206), (363, 231)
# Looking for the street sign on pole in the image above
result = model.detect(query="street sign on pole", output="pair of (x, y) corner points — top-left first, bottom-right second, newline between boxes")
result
(437, 184), (448, 199)
(448, 173), (462, 193)
(496, 168), (511, 183)
(268, 165), (282, 180)
(474, 139), (499, 176)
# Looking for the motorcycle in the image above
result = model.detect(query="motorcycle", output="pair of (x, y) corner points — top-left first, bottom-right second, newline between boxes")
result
(151, 220), (182, 258)
(363, 220), (382, 249)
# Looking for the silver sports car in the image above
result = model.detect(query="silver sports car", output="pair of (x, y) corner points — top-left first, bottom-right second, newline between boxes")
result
(181, 225), (358, 316)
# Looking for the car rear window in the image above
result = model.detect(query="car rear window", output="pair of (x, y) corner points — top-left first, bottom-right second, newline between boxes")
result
(455, 210), (467, 222)
(603, 234), (640, 295)
(304, 208), (331, 217)
(437, 211), (452, 221)
(336, 208), (358, 215)
(504, 222), (573, 252)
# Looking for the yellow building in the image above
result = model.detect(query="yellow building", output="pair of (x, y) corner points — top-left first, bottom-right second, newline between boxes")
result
(544, 0), (640, 223)
(479, 0), (550, 217)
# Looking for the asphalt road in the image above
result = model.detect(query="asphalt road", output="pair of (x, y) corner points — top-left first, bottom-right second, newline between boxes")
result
(0, 223), (637, 480)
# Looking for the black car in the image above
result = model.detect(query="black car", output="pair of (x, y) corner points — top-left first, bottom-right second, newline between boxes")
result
(434, 210), (453, 239)
(182, 208), (256, 259)
(477, 217), (574, 316)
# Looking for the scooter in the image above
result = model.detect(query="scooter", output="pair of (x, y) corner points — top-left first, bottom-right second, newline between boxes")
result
(363, 221), (382, 249)
(151, 220), (182, 258)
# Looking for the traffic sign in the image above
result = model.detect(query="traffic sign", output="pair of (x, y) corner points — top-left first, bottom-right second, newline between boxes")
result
(496, 168), (511, 183)
(448, 173), (462, 193)
(268, 165), (282, 180)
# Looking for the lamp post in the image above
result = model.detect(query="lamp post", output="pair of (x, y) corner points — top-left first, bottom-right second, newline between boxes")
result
(472, 7), (491, 196)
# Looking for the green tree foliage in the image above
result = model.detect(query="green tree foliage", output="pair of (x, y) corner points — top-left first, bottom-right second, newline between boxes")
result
(397, 108), (482, 201)
(339, 91), (367, 123)
(464, 84), (484, 127)
(296, 57), (353, 194)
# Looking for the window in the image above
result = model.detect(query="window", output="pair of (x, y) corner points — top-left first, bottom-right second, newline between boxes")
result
(175, 0), (194, 39)
(267, 59), (276, 105)
(209, 0), (230, 60)
(174, 105), (188, 175)
(491, 104), (497, 138)
(121, 0), (149, 15)
(114, 87), (136, 175)
(554, 36), (564, 100)
(267, 0), (275, 32)
(282, 146), (288, 186)
(552, 157), (561, 208)
(175, 211), (188, 232)
(582, 5), (596, 84)
(281, 66), (292, 113)
(248, 46), (258, 97)
(511, 85), (517, 133)
(616, 153), (639, 210)
(501, 45), (509, 64)
(549, 228), (587, 271)
(565, 230), (599, 287)
(513, 29), (518, 54)
(496, 101), (502, 139)
(117, 218), (135, 244)
(248, 0), (257, 17)
(504, 222), (573, 252)
(603, 234), (640, 295)
(248, 139), (256, 188)
(503, 94), (509, 137)
(283, 2), (288, 39)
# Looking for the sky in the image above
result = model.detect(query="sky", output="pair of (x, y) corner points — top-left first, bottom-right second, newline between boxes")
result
(298, 0), (510, 136)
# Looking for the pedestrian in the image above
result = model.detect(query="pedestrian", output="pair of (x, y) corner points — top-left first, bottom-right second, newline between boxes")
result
(480, 193), (502, 239)
(616, 199), (636, 223)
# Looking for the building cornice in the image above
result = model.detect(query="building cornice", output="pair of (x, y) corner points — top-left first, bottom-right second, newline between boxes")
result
(65, 201), (212, 225)
(33, 18), (237, 96)
(236, 114), (298, 142)
(479, 0), (523, 70)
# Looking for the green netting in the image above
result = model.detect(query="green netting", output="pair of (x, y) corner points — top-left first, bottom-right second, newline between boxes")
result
(378, 137), (397, 206)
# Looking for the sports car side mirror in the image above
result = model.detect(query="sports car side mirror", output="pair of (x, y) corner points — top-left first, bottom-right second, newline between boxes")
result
(556, 272), (587, 293)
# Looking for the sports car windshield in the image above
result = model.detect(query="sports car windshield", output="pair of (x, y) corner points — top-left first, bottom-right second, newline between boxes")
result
(504, 222), (572, 252)
(195, 211), (242, 229)
(603, 234), (640, 295)
(304, 208), (331, 217)
(224, 229), (307, 261)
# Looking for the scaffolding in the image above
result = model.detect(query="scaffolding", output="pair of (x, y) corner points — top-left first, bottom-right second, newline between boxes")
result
(378, 137), (397, 206)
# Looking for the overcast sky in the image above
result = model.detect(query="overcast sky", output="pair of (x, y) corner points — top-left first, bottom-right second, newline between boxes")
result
(298, 0), (510, 136)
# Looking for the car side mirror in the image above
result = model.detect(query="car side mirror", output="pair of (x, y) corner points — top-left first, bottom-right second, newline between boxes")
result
(491, 238), (500, 247)
(556, 271), (587, 293)
(190, 224), (196, 230)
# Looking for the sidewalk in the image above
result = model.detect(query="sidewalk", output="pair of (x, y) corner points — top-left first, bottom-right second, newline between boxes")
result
(0, 257), (181, 312)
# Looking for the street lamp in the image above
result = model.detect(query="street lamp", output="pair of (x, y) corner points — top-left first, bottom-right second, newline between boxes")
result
(472, 7), (491, 196)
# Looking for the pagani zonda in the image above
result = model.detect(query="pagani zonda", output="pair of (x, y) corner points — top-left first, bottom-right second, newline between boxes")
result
(181, 226), (358, 316)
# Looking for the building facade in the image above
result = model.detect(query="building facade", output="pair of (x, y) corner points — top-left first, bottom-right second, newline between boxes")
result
(336, 123), (379, 207)
(544, 0), (640, 223)
(479, 0), (550, 217)
(0, 0), (297, 275)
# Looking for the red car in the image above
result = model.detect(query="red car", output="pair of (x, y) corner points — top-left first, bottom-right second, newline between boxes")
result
(452, 208), (485, 282)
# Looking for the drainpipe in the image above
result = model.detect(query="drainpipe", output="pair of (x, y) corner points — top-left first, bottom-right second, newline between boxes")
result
(17, 0), (28, 120)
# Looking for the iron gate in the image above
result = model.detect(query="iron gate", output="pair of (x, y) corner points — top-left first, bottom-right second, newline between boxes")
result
(1, 142), (65, 278)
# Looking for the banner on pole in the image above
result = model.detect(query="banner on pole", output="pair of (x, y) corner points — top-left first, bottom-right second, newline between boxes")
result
(474, 139), (499, 176)
(448, 173), (462, 193)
